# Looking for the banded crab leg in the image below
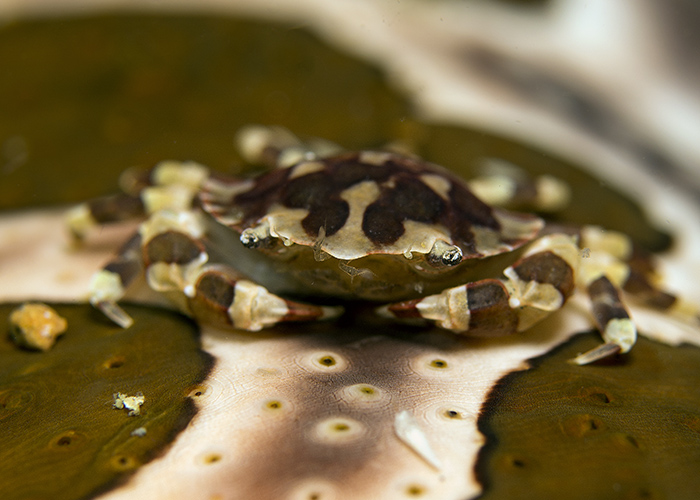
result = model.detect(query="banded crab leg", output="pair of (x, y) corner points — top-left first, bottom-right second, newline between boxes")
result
(473, 163), (698, 327)
(379, 234), (580, 336)
(142, 212), (342, 331)
(579, 225), (700, 323)
(235, 124), (342, 169)
(88, 233), (143, 328)
(66, 160), (210, 240)
(379, 233), (638, 365)
(86, 209), (207, 329)
(188, 265), (342, 331)
(467, 159), (571, 213)
(89, 208), (341, 331)
(572, 276), (635, 365)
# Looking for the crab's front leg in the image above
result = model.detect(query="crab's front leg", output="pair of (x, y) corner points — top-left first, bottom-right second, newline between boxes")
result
(379, 234), (637, 365)
(187, 266), (342, 331)
(89, 209), (342, 331)
(88, 233), (143, 328)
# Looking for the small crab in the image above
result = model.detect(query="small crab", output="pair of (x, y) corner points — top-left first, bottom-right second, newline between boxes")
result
(68, 125), (697, 365)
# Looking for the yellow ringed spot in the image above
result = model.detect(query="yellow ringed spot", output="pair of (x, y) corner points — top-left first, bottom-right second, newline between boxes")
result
(260, 398), (293, 417)
(445, 409), (462, 419)
(288, 479), (338, 500)
(187, 384), (210, 398)
(265, 400), (283, 410)
(319, 355), (336, 366)
(311, 417), (367, 444)
(338, 383), (389, 406)
(102, 355), (126, 370)
(298, 351), (349, 373)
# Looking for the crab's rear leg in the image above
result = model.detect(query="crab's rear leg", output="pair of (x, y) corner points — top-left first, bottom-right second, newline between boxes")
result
(235, 124), (342, 169)
(571, 275), (636, 365)
(380, 233), (638, 364)
(379, 234), (580, 336)
(579, 225), (700, 324)
(67, 194), (145, 240)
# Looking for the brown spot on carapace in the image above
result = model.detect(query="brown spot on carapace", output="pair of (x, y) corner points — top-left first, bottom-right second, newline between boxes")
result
(362, 174), (446, 245)
(206, 152), (532, 256)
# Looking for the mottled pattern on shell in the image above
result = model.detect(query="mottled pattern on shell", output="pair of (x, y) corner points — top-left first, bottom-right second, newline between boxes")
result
(201, 151), (543, 262)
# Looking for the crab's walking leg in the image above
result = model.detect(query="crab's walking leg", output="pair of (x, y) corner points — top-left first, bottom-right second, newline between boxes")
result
(468, 161), (570, 212)
(67, 194), (145, 240)
(66, 160), (209, 240)
(381, 233), (642, 364)
(89, 205), (342, 330)
(579, 226), (700, 323)
(143, 224), (342, 330)
(571, 276), (636, 365)
(188, 267), (342, 331)
(235, 124), (342, 169)
(379, 233), (579, 337)
(89, 233), (143, 328)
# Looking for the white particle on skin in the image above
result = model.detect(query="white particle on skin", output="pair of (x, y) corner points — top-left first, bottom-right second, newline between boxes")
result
(113, 392), (145, 416)
(394, 410), (442, 471)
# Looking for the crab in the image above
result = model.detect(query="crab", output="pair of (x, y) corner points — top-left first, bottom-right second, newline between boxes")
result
(67, 125), (696, 365)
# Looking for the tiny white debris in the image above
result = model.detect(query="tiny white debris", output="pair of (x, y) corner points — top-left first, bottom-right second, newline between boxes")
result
(131, 427), (148, 437)
(394, 410), (442, 471)
(113, 392), (145, 416)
